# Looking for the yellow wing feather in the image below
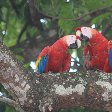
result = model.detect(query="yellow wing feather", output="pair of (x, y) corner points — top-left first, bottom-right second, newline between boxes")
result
(36, 56), (41, 68)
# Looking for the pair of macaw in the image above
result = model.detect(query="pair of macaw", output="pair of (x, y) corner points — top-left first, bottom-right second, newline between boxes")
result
(36, 27), (112, 73)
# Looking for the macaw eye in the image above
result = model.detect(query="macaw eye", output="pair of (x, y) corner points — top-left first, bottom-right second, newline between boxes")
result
(71, 35), (74, 38)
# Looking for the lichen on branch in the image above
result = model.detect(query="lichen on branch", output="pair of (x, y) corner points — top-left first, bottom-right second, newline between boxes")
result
(0, 43), (112, 112)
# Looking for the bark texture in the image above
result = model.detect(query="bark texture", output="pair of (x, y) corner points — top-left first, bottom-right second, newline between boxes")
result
(0, 43), (112, 112)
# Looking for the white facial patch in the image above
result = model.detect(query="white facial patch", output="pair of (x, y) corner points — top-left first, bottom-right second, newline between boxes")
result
(81, 27), (92, 38)
(76, 30), (81, 37)
(66, 35), (76, 46)
(77, 39), (81, 48)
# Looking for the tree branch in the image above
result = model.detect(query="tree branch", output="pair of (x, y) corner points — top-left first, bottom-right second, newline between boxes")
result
(16, 22), (28, 45)
(27, 0), (43, 30)
(9, 0), (20, 17)
(102, 23), (112, 35)
(0, 43), (31, 106)
(26, 3), (112, 27)
(27, 0), (53, 20)
(32, 5), (112, 21)
(0, 43), (112, 112)
(0, 96), (24, 112)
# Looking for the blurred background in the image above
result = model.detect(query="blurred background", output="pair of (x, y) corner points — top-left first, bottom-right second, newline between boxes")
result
(0, 0), (112, 111)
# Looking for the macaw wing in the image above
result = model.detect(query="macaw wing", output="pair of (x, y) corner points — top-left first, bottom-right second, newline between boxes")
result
(36, 54), (49, 73)
(109, 49), (112, 69)
(36, 46), (50, 73)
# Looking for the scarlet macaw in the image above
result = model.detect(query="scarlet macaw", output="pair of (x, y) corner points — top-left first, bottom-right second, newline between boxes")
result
(75, 27), (112, 73)
(36, 35), (81, 73)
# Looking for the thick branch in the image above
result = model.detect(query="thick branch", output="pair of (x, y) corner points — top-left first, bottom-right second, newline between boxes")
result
(0, 43), (31, 106)
(23, 71), (112, 112)
(0, 43), (112, 112)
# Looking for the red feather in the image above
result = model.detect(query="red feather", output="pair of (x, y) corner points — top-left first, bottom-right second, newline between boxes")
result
(76, 27), (112, 73)
(36, 37), (71, 73)
(75, 27), (81, 31)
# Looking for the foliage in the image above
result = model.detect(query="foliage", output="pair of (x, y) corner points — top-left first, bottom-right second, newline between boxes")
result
(0, 0), (112, 111)
(0, 0), (112, 47)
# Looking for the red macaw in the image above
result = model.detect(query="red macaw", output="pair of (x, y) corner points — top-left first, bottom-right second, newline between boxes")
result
(36, 35), (81, 73)
(75, 27), (112, 73)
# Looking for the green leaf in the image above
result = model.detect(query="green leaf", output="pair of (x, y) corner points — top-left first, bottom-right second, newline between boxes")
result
(84, 0), (112, 10)
(58, 1), (76, 34)
(5, 105), (16, 112)
(15, 55), (25, 62)
(3, 17), (23, 47)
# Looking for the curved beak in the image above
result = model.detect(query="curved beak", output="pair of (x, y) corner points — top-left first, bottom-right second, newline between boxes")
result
(76, 30), (89, 41)
(69, 41), (78, 49)
(80, 34), (89, 41)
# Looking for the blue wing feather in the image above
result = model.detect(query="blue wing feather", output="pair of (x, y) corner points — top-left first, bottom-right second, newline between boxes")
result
(109, 49), (112, 69)
(37, 54), (48, 73)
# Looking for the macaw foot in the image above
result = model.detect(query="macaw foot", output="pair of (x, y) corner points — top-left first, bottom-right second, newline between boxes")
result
(84, 60), (93, 70)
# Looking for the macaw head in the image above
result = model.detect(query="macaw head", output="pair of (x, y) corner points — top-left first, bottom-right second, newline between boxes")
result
(75, 27), (98, 41)
(63, 35), (81, 49)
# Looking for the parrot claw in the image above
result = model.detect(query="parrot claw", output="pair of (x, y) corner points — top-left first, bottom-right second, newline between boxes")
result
(84, 60), (92, 69)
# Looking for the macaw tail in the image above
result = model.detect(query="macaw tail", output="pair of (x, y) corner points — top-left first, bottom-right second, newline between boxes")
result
(109, 49), (112, 69)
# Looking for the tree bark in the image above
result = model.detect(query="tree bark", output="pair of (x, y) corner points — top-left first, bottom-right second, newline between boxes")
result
(0, 43), (112, 112)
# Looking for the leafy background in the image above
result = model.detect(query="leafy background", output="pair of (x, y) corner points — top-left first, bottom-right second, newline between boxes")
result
(0, 0), (112, 111)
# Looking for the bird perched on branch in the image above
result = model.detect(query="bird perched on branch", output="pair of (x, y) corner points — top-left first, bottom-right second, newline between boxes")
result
(36, 35), (81, 73)
(75, 27), (112, 73)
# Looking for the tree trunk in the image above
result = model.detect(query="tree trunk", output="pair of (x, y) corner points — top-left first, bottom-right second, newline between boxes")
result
(0, 43), (112, 112)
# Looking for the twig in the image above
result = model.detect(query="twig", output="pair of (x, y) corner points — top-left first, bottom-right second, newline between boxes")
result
(0, 96), (24, 112)
(102, 23), (112, 35)
(27, 0), (43, 30)
(9, 0), (20, 17)
(1, 7), (9, 42)
(37, 5), (112, 21)
(17, 22), (28, 45)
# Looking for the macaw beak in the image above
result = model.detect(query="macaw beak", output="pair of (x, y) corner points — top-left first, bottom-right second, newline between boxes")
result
(68, 41), (78, 49)
(76, 36), (80, 40)
(80, 34), (89, 41)
(68, 38), (81, 49)
(76, 29), (89, 41)
(75, 28), (81, 40)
